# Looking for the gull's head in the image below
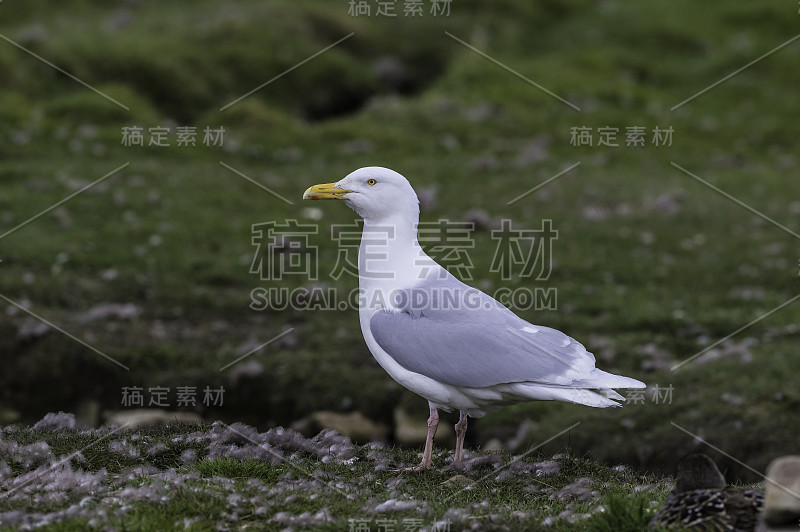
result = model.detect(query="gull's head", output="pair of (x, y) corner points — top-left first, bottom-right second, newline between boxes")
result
(303, 167), (419, 222)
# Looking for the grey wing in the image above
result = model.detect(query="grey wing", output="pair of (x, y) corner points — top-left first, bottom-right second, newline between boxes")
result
(369, 273), (621, 388)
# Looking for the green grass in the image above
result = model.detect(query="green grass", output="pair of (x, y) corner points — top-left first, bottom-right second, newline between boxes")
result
(589, 492), (657, 532)
(195, 456), (284, 483)
(0, 0), (799, 501)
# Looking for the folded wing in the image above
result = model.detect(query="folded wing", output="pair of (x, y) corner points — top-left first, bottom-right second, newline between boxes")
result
(369, 272), (644, 390)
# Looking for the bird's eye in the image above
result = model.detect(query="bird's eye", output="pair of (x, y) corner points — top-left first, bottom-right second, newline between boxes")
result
(367, 178), (377, 186)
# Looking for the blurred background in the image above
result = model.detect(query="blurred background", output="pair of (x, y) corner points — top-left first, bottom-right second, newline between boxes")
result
(1, 0), (798, 481)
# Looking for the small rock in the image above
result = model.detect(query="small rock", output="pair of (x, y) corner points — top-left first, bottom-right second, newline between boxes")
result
(551, 477), (596, 503)
(146, 443), (167, 456)
(482, 438), (503, 452)
(534, 460), (561, 477)
(291, 411), (389, 442)
(371, 498), (423, 513)
(721, 392), (745, 407)
(637, 342), (674, 372)
(650, 189), (686, 216)
(694, 338), (756, 366)
(462, 454), (501, 471)
(33, 412), (77, 430)
(393, 407), (454, 446)
(105, 409), (203, 429)
(301, 207), (323, 221)
(180, 449), (197, 465)
(515, 136), (550, 167)
(581, 205), (610, 221)
(0, 407), (21, 424)
(443, 507), (470, 523)
(100, 269), (119, 281)
(81, 303), (140, 322)
(464, 103), (496, 123)
(762, 456), (800, 526)
(441, 475), (472, 488)
(17, 318), (52, 341)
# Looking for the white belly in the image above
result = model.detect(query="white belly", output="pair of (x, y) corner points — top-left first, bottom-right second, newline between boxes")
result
(358, 306), (500, 414)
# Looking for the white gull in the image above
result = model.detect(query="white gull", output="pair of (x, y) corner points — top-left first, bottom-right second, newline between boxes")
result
(303, 167), (645, 470)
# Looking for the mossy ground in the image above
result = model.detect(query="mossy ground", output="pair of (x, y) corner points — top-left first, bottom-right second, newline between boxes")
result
(1, 420), (682, 531)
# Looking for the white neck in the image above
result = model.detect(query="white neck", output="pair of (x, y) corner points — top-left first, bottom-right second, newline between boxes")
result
(358, 213), (435, 306)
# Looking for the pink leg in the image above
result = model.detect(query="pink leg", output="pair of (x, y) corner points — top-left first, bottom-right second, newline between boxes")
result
(417, 407), (439, 469)
(453, 410), (468, 467)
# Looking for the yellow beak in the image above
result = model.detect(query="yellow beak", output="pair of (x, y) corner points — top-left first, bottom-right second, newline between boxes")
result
(302, 182), (351, 201)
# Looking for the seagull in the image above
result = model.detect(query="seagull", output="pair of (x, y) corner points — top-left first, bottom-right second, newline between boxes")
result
(303, 167), (645, 470)
(650, 453), (763, 531)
